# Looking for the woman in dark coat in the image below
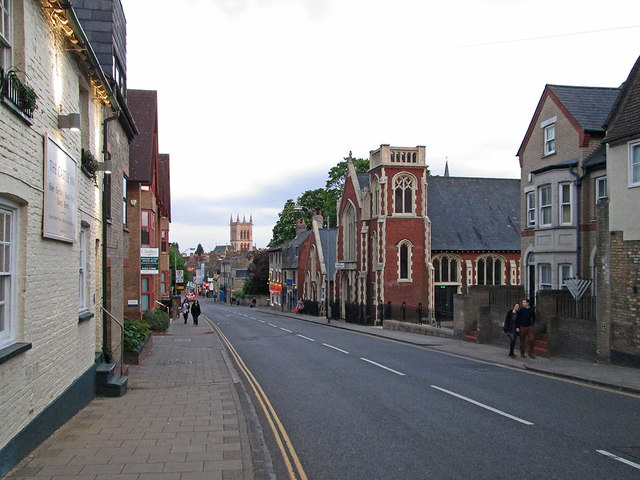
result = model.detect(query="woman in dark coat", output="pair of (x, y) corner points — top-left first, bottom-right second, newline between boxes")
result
(191, 299), (201, 326)
(503, 303), (519, 358)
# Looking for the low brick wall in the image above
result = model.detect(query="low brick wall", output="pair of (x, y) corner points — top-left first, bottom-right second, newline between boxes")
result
(383, 320), (454, 339)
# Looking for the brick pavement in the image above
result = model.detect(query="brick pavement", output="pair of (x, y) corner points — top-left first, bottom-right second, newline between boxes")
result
(4, 318), (255, 480)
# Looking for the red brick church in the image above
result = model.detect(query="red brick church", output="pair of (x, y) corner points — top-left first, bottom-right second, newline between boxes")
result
(332, 145), (521, 323)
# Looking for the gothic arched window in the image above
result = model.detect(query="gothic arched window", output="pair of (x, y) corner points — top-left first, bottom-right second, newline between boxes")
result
(477, 255), (505, 285)
(398, 240), (413, 281)
(433, 255), (460, 283)
(394, 174), (414, 214)
(343, 203), (357, 261)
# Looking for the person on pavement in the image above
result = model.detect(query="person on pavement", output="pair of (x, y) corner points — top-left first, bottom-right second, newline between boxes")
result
(503, 303), (519, 358)
(296, 298), (305, 315)
(181, 299), (190, 324)
(516, 298), (536, 358)
(191, 299), (201, 326)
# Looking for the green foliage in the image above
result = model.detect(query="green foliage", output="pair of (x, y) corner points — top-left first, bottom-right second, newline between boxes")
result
(170, 244), (191, 284)
(326, 157), (369, 192)
(244, 250), (269, 295)
(142, 308), (170, 332)
(195, 244), (204, 255)
(123, 317), (150, 352)
(268, 199), (298, 247)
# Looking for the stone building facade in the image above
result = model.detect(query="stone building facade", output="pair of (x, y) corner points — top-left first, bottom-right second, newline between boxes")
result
(230, 214), (253, 251)
(597, 55), (640, 366)
(517, 85), (619, 301)
(0, 0), (131, 474)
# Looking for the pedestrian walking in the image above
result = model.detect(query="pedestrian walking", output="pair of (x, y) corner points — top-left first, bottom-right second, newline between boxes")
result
(503, 303), (519, 358)
(191, 299), (201, 326)
(516, 298), (536, 358)
(296, 298), (305, 315)
(181, 299), (190, 324)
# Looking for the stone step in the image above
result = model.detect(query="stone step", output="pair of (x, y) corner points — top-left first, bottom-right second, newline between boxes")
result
(97, 374), (128, 397)
(463, 330), (478, 343)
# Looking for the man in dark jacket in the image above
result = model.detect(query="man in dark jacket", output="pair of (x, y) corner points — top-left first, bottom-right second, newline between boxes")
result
(191, 299), (201, 326)
(503, 303), (519, 358)
(516, 298), (536, 358)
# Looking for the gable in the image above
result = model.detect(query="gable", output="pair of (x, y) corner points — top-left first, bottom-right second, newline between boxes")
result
(517, 85), (619, 166)
(604, 55), (640, 144)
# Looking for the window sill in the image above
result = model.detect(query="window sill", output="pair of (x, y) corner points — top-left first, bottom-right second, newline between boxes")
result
(78, 310), (94, 323)
(0, 342), (32, 366)
(542, 152), (556, 159)
(1, 96), (34, 126)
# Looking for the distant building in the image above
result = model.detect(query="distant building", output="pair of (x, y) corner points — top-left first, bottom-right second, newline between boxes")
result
(230, 214), (253, 251)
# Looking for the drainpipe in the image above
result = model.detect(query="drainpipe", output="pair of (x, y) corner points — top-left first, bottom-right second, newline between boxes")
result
(101, 112), (119, 361)
(569, 166), (586, 277)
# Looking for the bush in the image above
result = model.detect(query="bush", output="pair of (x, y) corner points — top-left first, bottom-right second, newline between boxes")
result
(124, 317), (150, 352)
(142, 308), (170, 333)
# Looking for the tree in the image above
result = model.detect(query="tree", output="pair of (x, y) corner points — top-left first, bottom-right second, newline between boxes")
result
(195, 244), (204, 255)
(169, 244), (191, 291)
(268, 199), (299, 247)
(243, 250), (269, 295)
(326, 156), (369, 192)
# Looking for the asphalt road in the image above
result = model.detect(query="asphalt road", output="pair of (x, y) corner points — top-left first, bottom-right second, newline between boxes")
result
(202, 301), (640, 480)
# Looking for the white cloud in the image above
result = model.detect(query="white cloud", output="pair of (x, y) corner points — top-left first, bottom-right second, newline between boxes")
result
(121, 0), (640, 250)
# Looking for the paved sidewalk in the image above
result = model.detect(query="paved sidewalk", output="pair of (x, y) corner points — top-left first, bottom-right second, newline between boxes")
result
(258, 306), (640, 395)
(4, 318), (256, 480)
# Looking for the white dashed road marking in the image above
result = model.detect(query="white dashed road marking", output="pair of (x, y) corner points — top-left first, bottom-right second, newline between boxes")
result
(431, 385), (534, 425)
(360, 358), (405, 376)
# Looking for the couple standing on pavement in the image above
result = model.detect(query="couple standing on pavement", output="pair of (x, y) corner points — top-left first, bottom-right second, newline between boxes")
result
(181, 299), (201, 325)
(503, 299), (536, 359)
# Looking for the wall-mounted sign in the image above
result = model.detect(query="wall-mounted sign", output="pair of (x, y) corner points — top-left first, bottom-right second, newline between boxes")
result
(127, 299), (139, 307)
(141, 247), (159, 274)
(43, 135), (77, 243)
(286, 279), (293, 286)
(176, 269), (184, 283)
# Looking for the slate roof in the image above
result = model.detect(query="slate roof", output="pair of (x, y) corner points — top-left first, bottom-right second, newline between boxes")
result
(604, 55), (640, 144)
(357, 173), (370, 189)
(549, 85), (620, 132)
(282, 230), (312, 269)
(319, 229), (338, 279)
(427, 177), (521, 251)
(213, 245), (231, 255)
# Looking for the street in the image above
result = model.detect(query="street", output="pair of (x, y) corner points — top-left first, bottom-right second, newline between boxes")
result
(202, 300), (640, 480)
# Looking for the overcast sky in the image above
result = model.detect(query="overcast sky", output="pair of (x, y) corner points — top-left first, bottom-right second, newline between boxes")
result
(120, 0), (640, 251)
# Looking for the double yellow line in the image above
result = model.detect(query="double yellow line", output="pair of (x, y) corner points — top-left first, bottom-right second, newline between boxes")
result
(212, 322), (309, 480)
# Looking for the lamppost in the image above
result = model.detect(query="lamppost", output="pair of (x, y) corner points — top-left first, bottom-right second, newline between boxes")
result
(174, 247), (195, 295)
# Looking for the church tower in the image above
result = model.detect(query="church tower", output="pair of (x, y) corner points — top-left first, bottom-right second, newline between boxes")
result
(230, 214), (253, 251)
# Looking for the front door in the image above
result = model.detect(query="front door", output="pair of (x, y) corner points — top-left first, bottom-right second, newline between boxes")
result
(434, 285), (457, 325)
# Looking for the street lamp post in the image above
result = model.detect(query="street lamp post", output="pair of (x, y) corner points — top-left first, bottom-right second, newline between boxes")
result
(174, 247), (195, 295)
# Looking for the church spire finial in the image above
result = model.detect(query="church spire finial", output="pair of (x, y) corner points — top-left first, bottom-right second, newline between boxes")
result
(444, 157), (450, 177)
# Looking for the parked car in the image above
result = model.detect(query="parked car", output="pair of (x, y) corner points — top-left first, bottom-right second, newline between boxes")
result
(185, 292), (196, 301)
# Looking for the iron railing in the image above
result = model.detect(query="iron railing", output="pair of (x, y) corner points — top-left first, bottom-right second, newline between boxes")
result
(556, 295), (596, 320)
(0, 68), (37, 119)
(378, 302), (435, 326)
